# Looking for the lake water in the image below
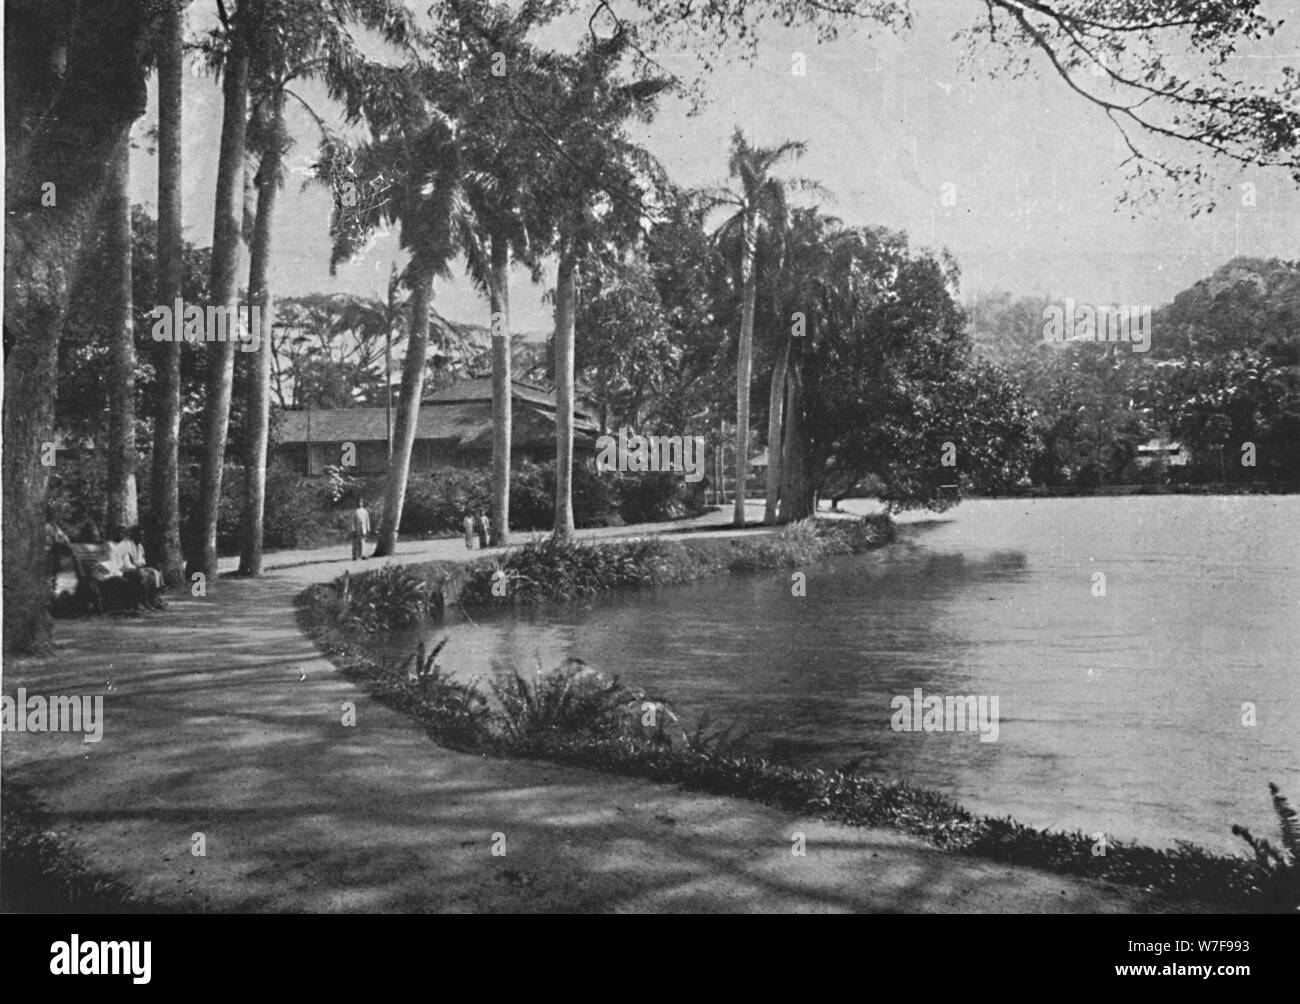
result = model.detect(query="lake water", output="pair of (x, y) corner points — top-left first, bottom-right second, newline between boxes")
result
(402, 497), (1299, 853)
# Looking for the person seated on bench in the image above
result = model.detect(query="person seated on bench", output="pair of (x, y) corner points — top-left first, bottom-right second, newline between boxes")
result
(80, 526), (143, 614)
(45, 519), (72, 599)
(122, 525), (165, 610)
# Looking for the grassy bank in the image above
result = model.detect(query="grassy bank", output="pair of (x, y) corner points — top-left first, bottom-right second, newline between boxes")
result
(319, 515), (895, 632)
(296, 518), (1298, 913)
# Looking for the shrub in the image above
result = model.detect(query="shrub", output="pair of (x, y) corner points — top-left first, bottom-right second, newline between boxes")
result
(338, 565), (432, 633)
(263, 461), (336, 550)
(614, 470), (686, 524)
(461, 536), (683, 605)
(507, 462), (552, 529)
(856, 512), (897, 546)
(506, 460), (620, 530)
(51, 455), (340, 555)
(322, 464), (363, 505)
(393, 462), (618, 536)
(337, 460), (693, 539)
(177, 461), (333, 557)
(491, 661), (639, 741)
(399, 468), (492, 536)
(1118, 455), (1175, 486)
(727, 519), (824, 572)
(459, 517), (893, 607)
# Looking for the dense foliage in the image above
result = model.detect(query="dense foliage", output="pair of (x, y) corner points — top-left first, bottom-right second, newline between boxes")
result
(458, 516), (895, 606)
(970, 258), (1300, 490)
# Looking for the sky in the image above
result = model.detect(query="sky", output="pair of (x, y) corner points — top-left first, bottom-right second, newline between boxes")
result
(128, 0), (1300, 336)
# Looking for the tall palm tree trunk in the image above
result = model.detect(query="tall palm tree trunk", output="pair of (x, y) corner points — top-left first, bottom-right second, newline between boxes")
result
(489, 232), (511, 546)
(553, 246), (578, 539)
(150, 0), (185, 587)
(780, 351), (813, 520)
(196, 30), (249, 577)
(764, 333), (790, 524)
(373, 263), (436, 556)
(3, 0), (151, 651)
(238, 96), (283, 576)
(105, 136), (138, 530)
(733, 220), (757, 527)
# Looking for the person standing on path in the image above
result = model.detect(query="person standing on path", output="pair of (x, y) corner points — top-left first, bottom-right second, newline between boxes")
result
(352, 498), (371, 560)
(462, 513), (476, 549)
(477, 511), (491, 549)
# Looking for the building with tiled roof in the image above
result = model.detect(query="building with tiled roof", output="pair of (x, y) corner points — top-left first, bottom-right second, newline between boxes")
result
(274, 379), (600, 475)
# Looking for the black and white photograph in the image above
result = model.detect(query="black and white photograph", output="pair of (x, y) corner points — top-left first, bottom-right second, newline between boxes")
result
(2, 0), (1298, 950)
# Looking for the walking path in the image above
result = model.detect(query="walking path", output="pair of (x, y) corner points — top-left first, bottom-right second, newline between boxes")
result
(4, 503), (1158, 912)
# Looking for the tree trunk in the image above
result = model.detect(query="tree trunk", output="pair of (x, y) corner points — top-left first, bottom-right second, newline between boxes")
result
(763, 332), (790, 525)
(553, 246), (578, 539)
(489, 232), (512, 546)
(238, 98), (282, 576)
(196, 24), (249, 577)
(717, 418), (726, 505)
(3, 0), (152, 652)
(373, 263), (435, 556)
(733, 218), (756, 527)
(780, 354), (815, 521)
(149, 0), (185, 588)
(105, 136), (138, 531)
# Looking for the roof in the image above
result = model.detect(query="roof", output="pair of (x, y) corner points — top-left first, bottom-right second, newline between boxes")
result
(278, 402), (487, 445)
(427, 377), (597, 419)
(277, 390), (600, 448)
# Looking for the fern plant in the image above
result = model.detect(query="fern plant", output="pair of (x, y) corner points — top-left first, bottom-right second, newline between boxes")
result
(1232, 783), (1299, 912)
(338, 566), (431, 633)
(491, 660), (653, 741)
(405, 636), (449, 697)
(399, 635), (488, 742)
(681, 710), (747, 756)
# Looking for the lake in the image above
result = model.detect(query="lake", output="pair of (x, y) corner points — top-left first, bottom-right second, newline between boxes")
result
(400, 496), (1300, 853)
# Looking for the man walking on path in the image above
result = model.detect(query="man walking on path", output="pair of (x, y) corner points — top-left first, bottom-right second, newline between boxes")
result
(462, 514), (476, 550)
(352, 498), (371, 561)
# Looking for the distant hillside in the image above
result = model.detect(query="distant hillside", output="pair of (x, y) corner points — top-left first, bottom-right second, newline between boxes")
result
(968, 256), (1300, 364)
(1152, 256), (1300, 359)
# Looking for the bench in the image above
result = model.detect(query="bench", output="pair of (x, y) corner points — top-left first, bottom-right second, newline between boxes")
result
(62, 542), (142, 615)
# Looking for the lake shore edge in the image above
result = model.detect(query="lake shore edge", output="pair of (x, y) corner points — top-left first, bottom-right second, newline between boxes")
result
(297, 520), (1289, 913)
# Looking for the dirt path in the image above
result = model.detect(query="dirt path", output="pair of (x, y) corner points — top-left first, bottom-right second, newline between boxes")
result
(3, 505), (1160, 912)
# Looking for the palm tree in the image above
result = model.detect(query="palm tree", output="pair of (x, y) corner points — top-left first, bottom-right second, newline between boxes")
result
(510, 32), (667, 539)
(237, 0), (416, 574)
(318, 54), (483, 557)
(237, 86), (284, 576)
(432, 0), (560, 547)
(707, 131), (810, 527)
(150, 0), (186, 588)
(553, 242), (580, 536)
(195, 0), (253, 579)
